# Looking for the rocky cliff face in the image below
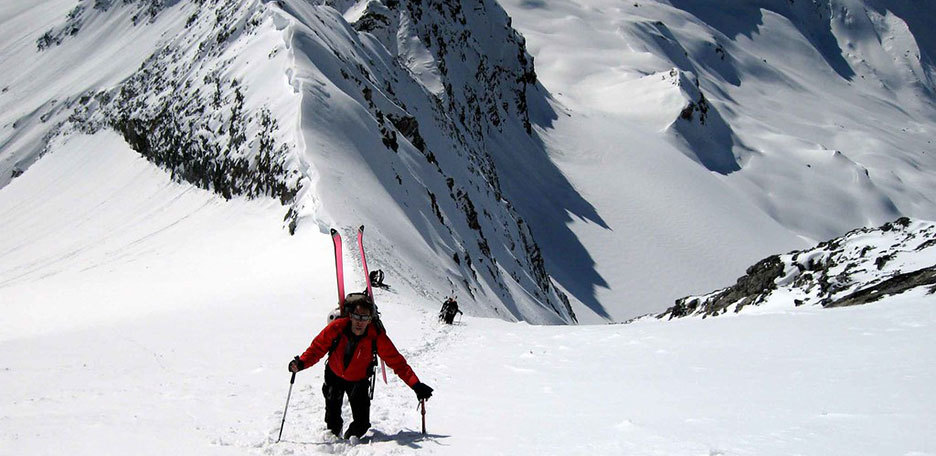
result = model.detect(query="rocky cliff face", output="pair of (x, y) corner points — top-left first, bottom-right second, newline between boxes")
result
(660, 217), (936, 319)
(36, 0), (300, 205)
(5, 0), (575, 323)
(293, 0), (574, 322)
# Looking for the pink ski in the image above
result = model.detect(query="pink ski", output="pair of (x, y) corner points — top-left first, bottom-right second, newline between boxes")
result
(357, 226), (374, 300)
(357, 225), (387, 383)
(331, 228), (345, 314)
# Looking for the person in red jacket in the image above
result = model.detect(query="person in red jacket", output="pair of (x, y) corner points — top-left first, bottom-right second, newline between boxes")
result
(288, 294), (433, 439)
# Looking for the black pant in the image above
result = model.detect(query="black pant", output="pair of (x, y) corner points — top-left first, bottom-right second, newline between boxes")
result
(442, 308), (457, 324)
(322, 366), (371, 438)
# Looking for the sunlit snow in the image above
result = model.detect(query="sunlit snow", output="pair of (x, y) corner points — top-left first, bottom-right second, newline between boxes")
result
(2, 0), (935, 454)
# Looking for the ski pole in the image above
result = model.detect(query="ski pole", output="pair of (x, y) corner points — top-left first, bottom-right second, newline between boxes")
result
(277, 364), (298, 443)
(420, 399), (427, 435)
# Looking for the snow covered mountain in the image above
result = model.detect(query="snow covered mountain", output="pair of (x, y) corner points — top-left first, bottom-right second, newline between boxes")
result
(3, 1), (936, 454)
(2, 0), (936, 324)
(497, 0), (936, 320)
(1, 0), (577, 323)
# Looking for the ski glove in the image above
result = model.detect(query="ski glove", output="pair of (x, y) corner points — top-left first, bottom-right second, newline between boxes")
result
(412, 382), (433, 400)
(288, 356), (304, 373)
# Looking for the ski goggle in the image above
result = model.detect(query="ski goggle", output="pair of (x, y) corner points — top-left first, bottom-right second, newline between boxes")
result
(349, 312), (372, 322)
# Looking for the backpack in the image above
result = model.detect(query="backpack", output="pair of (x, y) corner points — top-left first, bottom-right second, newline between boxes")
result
(326, 291), (384, 398)
(329, 291), (385, 332)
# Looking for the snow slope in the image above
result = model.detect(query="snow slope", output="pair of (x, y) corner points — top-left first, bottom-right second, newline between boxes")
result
(2, 133), (934, 454)
(2, 1), (936, 451)
(498, 0), (936, 320)
(7, 293), (935, 455)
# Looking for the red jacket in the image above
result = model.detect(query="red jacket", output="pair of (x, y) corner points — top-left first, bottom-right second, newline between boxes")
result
(298, 318), (420, 387)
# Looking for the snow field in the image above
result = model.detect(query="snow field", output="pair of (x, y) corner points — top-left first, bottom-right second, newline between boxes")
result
(6, 280), (934, 455)
(3, 0), (936, 453)
(3, 135), (933, 455)
(428, 293), (936, 455)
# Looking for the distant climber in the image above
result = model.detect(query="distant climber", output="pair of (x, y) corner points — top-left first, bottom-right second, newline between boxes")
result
(369, 269), (389, 289)
(439, 297), (462, 324)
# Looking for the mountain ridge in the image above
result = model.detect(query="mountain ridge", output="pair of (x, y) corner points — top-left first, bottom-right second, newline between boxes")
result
(1, 0), (584, 323)
(3, 0), (936, 322)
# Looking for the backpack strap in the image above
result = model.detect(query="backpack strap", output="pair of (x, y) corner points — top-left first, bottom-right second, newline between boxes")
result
(367, 337), (378, 399)
(368, 323), (388, 386)
(326, 324), (347, 360)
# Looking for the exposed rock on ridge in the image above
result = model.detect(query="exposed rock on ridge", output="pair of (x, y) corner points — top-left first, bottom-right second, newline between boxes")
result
(660, 217), (936, 319)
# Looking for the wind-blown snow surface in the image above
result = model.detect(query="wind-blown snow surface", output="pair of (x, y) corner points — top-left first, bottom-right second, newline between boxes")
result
(2, 137), (934, 454)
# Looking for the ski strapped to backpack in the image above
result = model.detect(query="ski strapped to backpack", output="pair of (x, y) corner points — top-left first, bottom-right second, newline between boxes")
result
(331, 229), (346, 314)
(328, 226), (388, 384)
(357, 226), (388, 384)
(357, 226), (374, 301)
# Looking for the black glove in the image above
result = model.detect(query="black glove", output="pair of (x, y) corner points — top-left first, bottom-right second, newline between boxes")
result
(412, 382), (433, 400)
(288, 356), (304, 373)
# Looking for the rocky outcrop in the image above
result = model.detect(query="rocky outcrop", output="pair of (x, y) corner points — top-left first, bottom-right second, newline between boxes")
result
(48, 0), (301, 208)
(660, 217), (936, 319)
(663, 255), (784, 318)
(829, 265), (936, 308)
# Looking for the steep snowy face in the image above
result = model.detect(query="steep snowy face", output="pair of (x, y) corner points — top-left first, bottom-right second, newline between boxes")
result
(0, 0), (303, 201)
(501, 0), (936, 242)
(660, 217), (936, 319)
(679, 0), (936, 240)
(0, 0), (577, 323)
(276, 0), (577, 323)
